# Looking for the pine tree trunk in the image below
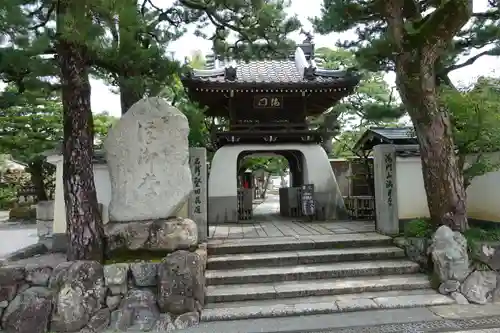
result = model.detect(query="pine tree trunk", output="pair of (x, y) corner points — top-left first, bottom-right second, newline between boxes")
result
(28, 160), (48, 202)
(56, 2), (104, 261)
(395, 54), (468, 232)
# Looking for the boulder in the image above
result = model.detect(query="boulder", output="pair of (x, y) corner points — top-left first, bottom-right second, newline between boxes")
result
(460, 270), (497, 304)
(130, 262), (158, 287)
(104, 263), (129, 295)
(0, 265), (25, 303)
(104, 97), (192, 222)
(80, 308), (111, 333)
(105, 218), (197, 254)
(429, 225), (470, 283)
(49, 261), (105, 332)
(157, 250), (205, 315)
(173, 311), (200, 330)
(1, 287), (52, 333)
(110, 289), (160, 331)
(25, 264), (52, 286)
(438, 280), (460, 295)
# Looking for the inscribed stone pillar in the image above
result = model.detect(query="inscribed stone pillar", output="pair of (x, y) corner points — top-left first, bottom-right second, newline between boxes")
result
(104, 97), (193, 222)
(188, 148), (208, 242)
(373, 144), (399, 235)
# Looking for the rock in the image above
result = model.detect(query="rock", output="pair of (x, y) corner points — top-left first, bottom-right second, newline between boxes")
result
(393, 237), (407, 249)
(25, 264), (52, 286)
(80, 308), (111, 333)
(106, 295), (122, 311)
(110, 289), (160, 332)
(50, 261), (105, 332)
(405, 237), (431, 269)
(152, 314), (175, 332)
(450, 291), (469, 305)
(173, 311), (200, 330)
(429, 226), (469, 283)
(461, 270), (497, 304)
(0, 300), (9, 308)
(158, 250), (205, 315)
(195, 243), (208, 271)
(104, 97), (192, 222)
(438, 280), (460, 295)
(130, 262), (158, 287)
(0, 265), (25, 284)
(1, 287), (52, 333)
(476, 243), (500, 271)
(104, 264), (129, 295)
(105, 218), (198, 254)
(0, 265), (25, 303)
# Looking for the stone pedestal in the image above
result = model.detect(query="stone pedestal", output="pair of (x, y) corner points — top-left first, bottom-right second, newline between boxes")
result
(36, 201), (54, 240)
(188, 148), (208, 242)
(373, 144), (399, 235)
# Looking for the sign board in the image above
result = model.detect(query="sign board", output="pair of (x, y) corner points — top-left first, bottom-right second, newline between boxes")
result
(188, 148), (207, 242)
(301, 184), (315, 217)
(253, 95), (284, 109)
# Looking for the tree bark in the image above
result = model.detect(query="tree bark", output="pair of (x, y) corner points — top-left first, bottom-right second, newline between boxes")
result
(396, 56), (468, 231)
(382, 0), (472, 232)
(56, 1), (105, 262)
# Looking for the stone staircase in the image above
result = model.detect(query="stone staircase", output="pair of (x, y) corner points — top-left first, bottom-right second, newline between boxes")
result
(201, 232), (455, 322)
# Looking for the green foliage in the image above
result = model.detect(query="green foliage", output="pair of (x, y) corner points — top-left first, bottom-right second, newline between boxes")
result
(404, 218), (434, 238)
(441, 77), (500, 187)
(312, 0), (499, 79)
(239, 156), (288, 175)
(310, 47), (405, 157)
(0, 186), (17, 210)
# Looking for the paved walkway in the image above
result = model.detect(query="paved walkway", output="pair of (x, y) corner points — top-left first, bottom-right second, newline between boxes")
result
(179, 303), (500, 333)
(0, 211), (39, 259)
(208, 194), (375, 240)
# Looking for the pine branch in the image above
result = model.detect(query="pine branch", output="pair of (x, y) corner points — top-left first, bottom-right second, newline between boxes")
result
(408, 0), (472, 54)
(445, 48), (500, 73)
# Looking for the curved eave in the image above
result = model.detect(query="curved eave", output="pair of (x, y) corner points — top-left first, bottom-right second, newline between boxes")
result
(180, 75), (360, 92)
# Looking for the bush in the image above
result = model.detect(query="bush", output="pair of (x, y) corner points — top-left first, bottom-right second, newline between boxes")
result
(404, 217), (434, 238)
(8, 206), (36, 221)
(0, 186), (17, 210)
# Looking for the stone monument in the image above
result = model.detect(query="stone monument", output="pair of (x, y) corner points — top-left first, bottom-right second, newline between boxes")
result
(104, 97), (193, 222)
(103, 97), (198, 252)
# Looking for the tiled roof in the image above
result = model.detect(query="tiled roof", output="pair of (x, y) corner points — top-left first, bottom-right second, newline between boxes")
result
(369, 127), (416, 140)
(183, 47), (359, 86)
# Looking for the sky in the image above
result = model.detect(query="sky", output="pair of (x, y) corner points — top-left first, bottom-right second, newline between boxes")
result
(48, 0), (500, 117)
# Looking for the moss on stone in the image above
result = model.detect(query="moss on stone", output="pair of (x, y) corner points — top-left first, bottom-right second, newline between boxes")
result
(104, 249), (169, 265)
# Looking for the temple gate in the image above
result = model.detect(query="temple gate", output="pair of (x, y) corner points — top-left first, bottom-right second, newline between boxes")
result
(181, 37), (360, 224)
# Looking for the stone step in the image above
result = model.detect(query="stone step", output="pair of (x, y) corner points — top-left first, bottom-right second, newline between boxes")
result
(207, 233), (392, 255)
(206, 259), (420, 285)
(207, 246), (405, 270)
(206, 274), (432, 303)
(201, 290), (454, 321)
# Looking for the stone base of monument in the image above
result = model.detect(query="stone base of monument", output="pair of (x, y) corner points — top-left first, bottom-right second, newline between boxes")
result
(104, 217), (198, 256)
(0, 241), (207, 333)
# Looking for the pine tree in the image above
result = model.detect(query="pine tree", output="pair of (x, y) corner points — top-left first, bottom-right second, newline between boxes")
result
(312, 0), (500, 231)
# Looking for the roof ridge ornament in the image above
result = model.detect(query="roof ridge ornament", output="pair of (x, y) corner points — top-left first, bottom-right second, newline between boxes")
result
(303, 65), (316, 81)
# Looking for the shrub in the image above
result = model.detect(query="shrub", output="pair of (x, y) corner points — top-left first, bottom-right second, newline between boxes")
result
(8, 206), (36, 221)
(404, 217), (434, 238)
(0, 186), (17, 210)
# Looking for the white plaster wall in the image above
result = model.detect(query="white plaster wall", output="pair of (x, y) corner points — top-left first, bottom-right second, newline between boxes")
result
(48, 155), (111, 234)
(209, 143), (339, 198)
(394, 153), (500, 222)
(395, 157), (430, 220)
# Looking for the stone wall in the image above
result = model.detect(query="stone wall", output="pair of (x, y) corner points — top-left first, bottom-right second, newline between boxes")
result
(0, 244), (207, 333)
